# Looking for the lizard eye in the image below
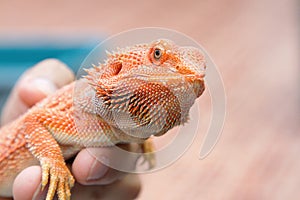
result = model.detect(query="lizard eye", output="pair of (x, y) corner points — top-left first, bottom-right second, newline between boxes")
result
(153, 48), (162, 60)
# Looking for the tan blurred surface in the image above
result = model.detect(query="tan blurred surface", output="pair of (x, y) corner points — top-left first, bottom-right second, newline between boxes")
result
(0, 0), (299, 199)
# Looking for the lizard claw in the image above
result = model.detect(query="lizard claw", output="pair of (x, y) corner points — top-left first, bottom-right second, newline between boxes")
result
(141, 153), (156, 169)
(41, 159), (75, 200)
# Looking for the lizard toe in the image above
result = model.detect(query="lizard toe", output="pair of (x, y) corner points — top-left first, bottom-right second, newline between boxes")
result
(41, 160), (75, 200)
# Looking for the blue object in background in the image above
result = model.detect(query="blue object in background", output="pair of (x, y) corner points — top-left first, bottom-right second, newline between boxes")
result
(0, 37), (102, 112)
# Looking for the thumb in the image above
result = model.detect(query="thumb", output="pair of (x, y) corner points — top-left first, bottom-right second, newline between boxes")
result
(1, 59), (74, 126)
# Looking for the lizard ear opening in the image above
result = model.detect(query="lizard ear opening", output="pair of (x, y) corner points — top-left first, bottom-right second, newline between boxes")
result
(85, 61), (122, 104)
(110, 62), (122, 76)
(85, 61), (122, 87)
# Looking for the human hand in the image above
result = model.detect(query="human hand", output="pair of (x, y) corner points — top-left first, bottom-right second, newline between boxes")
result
(0, 59), (141, 200)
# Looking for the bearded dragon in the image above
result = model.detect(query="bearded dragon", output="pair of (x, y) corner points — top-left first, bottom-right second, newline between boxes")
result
(0, 39), (206, 200)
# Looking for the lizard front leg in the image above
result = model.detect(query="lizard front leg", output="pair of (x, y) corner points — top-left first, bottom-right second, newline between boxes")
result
(141, 138), (156, 169)
(23, 114), (75, 200)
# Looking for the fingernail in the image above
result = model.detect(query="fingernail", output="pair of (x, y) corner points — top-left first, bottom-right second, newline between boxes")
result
(30, 78), (58, 95)
(32, 183), (47, 200)
(87, 156), (109, 181)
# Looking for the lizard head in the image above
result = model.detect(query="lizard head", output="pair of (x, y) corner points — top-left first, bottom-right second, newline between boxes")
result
(145, 39), (206, 97)
(85, 39), (206, 140)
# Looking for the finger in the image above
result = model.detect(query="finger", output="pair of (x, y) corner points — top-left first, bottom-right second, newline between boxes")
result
(71, 174), (141, 200)
(1, 59), (74, 125)
(0, 197), (12, 200)
(13, 166), (44, 200)
(72, 144), (141, 185)
(12, 167), (141, 200)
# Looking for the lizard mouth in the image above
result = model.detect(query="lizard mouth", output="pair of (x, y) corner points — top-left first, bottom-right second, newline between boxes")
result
(183, 73), (205, 97)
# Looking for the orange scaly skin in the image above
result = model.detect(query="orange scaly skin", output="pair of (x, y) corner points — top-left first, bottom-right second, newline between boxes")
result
(0, 39), (206, 200)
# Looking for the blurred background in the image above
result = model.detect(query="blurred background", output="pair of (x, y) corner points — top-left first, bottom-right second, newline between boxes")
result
(0, 0), (299, 199)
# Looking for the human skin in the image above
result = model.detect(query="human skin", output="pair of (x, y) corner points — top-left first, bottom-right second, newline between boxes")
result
(0, 59), (141, 200)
